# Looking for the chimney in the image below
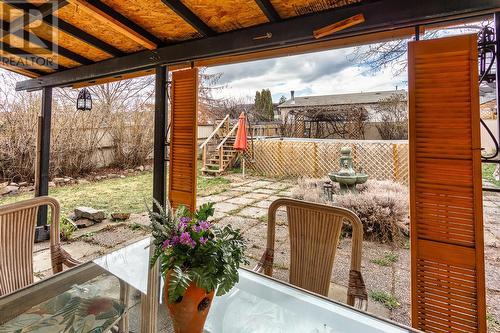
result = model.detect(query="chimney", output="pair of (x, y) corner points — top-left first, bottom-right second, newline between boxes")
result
(290, 90), (295, 104)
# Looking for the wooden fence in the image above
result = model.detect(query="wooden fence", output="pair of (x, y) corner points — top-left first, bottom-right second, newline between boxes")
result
(246, 138), (409, 184)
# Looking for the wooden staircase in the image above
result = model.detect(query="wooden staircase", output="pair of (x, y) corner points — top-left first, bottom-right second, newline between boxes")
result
(200, 115), (240, 176)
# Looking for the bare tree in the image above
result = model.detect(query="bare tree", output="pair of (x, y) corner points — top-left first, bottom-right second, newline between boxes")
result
(374, 93), (408, 140)
(350, 23), (486, 76)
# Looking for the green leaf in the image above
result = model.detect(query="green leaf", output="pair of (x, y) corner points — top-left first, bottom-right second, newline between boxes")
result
(168, 266), (191, 303)
(195, 202), (215, 221)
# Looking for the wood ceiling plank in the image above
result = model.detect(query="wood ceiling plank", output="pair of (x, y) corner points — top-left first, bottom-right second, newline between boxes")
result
(269, 0), (361, 19)
(100, 0), (200, 43)
(181, 0), (268, 33)
(67, 0), (159, 49)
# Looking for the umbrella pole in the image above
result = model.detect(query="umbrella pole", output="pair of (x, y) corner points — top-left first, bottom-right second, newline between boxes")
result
(242, 153), (245, 178)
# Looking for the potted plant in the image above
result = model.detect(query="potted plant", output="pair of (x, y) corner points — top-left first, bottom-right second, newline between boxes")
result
(149, 201), (247, 333)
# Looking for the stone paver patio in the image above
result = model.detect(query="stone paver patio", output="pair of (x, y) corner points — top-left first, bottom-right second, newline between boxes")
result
(29, 174), (500, 331)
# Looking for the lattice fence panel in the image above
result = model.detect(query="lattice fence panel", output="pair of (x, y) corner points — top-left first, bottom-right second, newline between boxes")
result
(247, 139), (409, 184)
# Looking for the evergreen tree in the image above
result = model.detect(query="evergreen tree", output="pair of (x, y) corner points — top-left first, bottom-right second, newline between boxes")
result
(263, 89), (274, 121)
(254, 90), (262, 119)
(278, 95), (287, 105)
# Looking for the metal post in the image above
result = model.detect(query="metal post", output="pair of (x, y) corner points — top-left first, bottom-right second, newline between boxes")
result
(140, 65), (168, 333)
(153, 65), (168, 211)
(415, 25), (420, 41)
(495, 12), (500, 154)
(34, 86), (52, 242)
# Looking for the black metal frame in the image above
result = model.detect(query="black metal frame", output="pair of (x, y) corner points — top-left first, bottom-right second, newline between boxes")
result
(161, 0), (216, 37)
(153, 66), (168, 212)
(35, 87), (52, 241)
(254, 0), (281, 22)
(16, 0), (499, 91)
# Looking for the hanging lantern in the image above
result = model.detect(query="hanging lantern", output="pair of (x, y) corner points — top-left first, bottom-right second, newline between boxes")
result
(76, 88), (92, 111)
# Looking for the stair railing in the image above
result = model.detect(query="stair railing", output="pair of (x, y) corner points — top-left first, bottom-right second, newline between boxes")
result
(200, 115), (230, 171)
(215, 122), (239, 171)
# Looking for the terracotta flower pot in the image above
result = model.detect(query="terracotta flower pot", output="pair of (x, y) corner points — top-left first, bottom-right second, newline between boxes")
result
(164, 275), (215, 333)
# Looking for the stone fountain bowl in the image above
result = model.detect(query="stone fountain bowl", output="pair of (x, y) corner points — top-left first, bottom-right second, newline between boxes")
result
(355, 173), (368, 184)
(332, 174), (358, 186)
(328, 173), (337, 182)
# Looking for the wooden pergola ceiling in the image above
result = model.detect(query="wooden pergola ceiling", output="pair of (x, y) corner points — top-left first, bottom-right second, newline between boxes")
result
(0, 0), (496, 90)
(0, 0), (358, 78)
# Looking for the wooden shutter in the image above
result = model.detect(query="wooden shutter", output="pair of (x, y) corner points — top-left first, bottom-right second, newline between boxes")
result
(168, 68), (198, 211)
(409, 34), (486, 333)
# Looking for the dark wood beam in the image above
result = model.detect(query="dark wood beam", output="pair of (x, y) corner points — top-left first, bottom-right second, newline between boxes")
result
(68, 0), (162, 49)
(161, 0), (216, 37)
(0, 20), (93, 65)
(254, 0), (281, 22)
(16, 0), (499, 91)
(46, 15), (125, 57)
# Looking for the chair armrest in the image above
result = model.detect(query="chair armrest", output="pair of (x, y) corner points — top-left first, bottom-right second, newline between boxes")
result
(51, 244), (82, 273)
(252, 249), (274, 275)
(347, 269), (368, 311)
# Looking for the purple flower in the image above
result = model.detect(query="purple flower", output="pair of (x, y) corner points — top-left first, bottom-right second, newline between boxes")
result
(178, 222), (187, 231)
(199, 221), (211, 231)
(162, 239), (170, 248)
(179, 232), (196, 248)
(192, 225), (202, 233)
(171, 235), (179, 245)
(179, 217), (191, 223)
(199, 237), (208, 245)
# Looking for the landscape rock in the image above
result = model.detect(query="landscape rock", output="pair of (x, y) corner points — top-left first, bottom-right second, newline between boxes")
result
(107, 173), (119, 179)
(144, 165), (152, 171)
(18, 181), (28, 187)
(0, 185), (19, 195)
(77, 179), (90, 185)
(48, 181), (56, 188)
(136, 165), (145, 172)
(111, 212), (131, 221)
(53, 177), (65, 184)
(63, 178), (71, 183)
(26, 186), (35, 192)
(0, 181), (8, 188)
(120, 175), (126, 179)
(75, 218), (95, 228)
(9, 182), (19, 187)
(75, 206), (106, 221)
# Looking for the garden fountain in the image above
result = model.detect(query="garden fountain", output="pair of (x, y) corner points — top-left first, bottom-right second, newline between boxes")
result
(328, 146), (368, 194)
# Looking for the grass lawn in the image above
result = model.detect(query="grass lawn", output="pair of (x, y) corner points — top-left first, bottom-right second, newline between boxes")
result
(482, 163), (500, 187)
(0, 170), (230, 217)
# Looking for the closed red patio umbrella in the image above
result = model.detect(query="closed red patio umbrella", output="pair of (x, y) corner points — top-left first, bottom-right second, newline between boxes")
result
(233, 112), (248, 175)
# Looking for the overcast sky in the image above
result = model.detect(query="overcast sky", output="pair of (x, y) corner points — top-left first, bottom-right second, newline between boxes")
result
(205, 45), (408, 103)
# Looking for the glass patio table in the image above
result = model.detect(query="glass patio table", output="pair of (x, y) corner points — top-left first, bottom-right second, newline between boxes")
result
(0, 237), (419, 333)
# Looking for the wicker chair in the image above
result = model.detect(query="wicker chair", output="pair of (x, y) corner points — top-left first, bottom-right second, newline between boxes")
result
(0, 196), (80, 296)
(255, 198), (368, 310)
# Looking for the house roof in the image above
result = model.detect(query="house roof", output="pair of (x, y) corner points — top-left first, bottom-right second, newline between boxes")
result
(278, 90), (406, 108)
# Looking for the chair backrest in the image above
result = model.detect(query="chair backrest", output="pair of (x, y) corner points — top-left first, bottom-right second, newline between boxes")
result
(0, 196), (60, 296)
(267, 198), (363, 298)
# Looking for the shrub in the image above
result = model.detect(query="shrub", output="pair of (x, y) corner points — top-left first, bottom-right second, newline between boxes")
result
(369, 290), (400, 309)
(292, 178), (409, 243)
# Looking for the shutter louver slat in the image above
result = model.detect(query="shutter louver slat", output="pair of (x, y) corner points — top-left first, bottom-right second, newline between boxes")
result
(168, 68), (198, 212)
(409, 35), (486, 333)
